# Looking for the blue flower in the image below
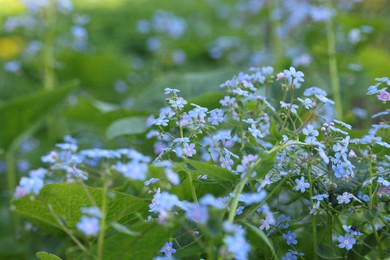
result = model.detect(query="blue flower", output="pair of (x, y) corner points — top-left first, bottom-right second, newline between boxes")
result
(297, 97), (313, 109)
(115, 161), (148, 181)
(183, 143), (196, 157)
(4, 60), (20, 73)
(338, 234), (356, 250)
(259, 215), (274, 231)
(164, 88), (180, 95)
(164, 168), (180, 185)
(15, 176), (44, 197)
(283, 231), (298, 245)
(239, 190), (267, 205)
(281, 252), (297, 260)
(28, 168), (47, 179)
(235, 206), (244, 215)
(77, 216), (100, 236)
(199, 194), (226, 209)
(153, 116), (169, 126)
(312, 194), (329, 201)
(144, 178), (159, 186)
(337, 192), (354, 204)
(302, 125), (319, 144)
(80, 206), (102, 218)
(248, 123), (264, 138)
(184, 204), (209, 225)
(170, 96), (187, 109)
(220, 154), (233, 170)
(160, 242), (176, 257)
(277, 214), (291, 229)
(220, 96), (236, 107)
(283, 67), (304, 88)
(295, 177), (310, 193)
(173, 137), (190, 144)
(149, 190), (181, 214)
(208, 109), (224, 125)
(280, 101), (298, 114)
(224, 224), (250, 260)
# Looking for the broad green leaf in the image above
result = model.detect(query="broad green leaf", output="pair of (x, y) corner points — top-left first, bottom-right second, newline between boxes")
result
(269, 117), (282, 141)
(174, 243), (203, 259)
(186, 92), (226, 110)
(11, 183), (146, 232)
(245, 223), (277, 259)
(0, 84), (75, 151)
(186, 159), (236, 183)
(111, 222), (140, 236)
(106, 117), (147, 139)
(59, 52), (130, 102)
(36, 251), (62, 260)
(65, 97), (149, 136)
(103, 221), (177, 259)
(351, 230), (389, 258)
(250, 150), (276, 180)
(169, 161), (237, 200)
(316, 244), (338, 259)
(358, 46), (390, 78)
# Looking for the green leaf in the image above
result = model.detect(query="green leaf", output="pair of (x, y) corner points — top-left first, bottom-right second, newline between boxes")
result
(36, 251), (62, 260)
(186, 92), (226, 110)
(59, 52), (130, 102)
(0, 84), (75, 151)
(269, 117), (282, 141)
(169, 161), (237, 201)
(186, 159), (236, 183)
(250, 150), (276, 180)
(111, 222), (140, 236)
(65, 97), (149, 136)
(106, 117), (147, 139)
(316, 244), (338, 259)
(11, 183), (146, 232)
(245, 223), (277, 259)
(103, 221), (177, 259)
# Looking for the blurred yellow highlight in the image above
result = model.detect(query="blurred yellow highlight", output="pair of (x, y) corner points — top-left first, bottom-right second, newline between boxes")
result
(0, 37), (25, 60)
(0, 0), (25, 15)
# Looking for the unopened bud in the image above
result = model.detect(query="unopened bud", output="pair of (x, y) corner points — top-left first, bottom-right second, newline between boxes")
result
(277, 72), (285, 80)
(348, 150), (357, 158)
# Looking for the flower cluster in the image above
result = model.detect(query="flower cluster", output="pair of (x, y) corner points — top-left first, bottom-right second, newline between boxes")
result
(13, 65), (389, 259)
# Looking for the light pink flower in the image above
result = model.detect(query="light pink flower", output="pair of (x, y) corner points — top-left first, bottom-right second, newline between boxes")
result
(377, 89), (390, 102)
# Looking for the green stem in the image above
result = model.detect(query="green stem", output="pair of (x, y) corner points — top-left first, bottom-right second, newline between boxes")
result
(187, 167), (198, 203)
(46, 203), (88, 253)
(307, 166), (318, 260)
(326, 1), (343, 119)
(326, 213), (333, 245)
(239, 113), (245, 151)
(44, 0), (57, 140)
(228, 174), (249, 223)
(207, 240), (214, 260)
(178, 116), (198, 203)
(367, 150), (384, 259)
(229, 141), (307, 223)
(6, 151), (16, 200)
(43, 0), (56, 91)
(6, 151), (18, 235)
(97, 180), (108, 260)
(371, 222), (384, 259)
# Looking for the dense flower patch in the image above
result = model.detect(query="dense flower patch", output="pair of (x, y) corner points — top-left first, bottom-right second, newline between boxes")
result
(13, 67), (389, 259)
